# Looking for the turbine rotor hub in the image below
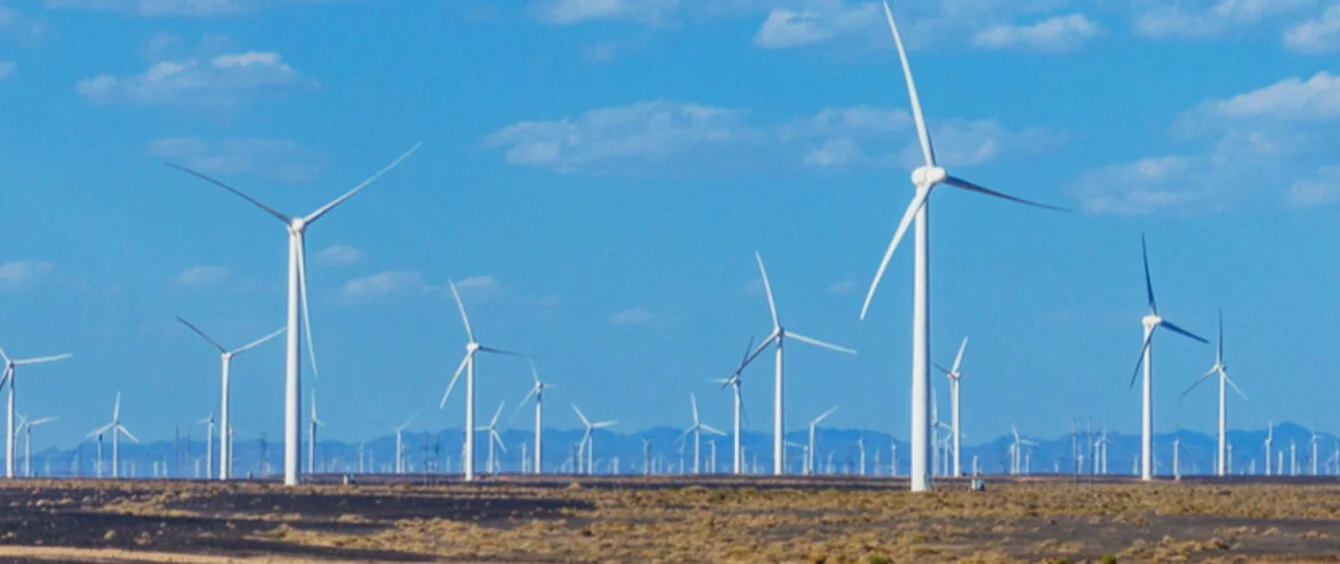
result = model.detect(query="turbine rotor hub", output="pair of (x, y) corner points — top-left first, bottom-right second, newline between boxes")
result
(1142, 315), (1161, 328)
(466, 342), (480, 353)
(911, 166), (947, 187)
(289, 217), (307, 234)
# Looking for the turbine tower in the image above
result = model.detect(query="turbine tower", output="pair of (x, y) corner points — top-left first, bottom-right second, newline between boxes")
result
(512, 360), (554, 475)
(807, 406), (839, 476)
(0, 347), (71, 479)
(858, 2), (1067, 493)
(176, 318), (283, 481)
(170, 143), (420, 486)
(1130, 235), (1207, 481)
(934, 337), (967, 477)
(1183, 310), (1245, 477)
(737, 252), (856, 476)
(308, 388), (325, 474)
(440, 279), (526, 482)
(392, 413), (417, 475)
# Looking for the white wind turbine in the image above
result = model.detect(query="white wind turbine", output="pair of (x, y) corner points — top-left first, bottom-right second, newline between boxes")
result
(679, 394), (726, 475)
(858, 2), (1067, 493)
(308, 388), (325, 474)
(476, 401), (507, 475)
(87, 392), (137, 478)
(177, 318), (284, 481)
(572, 404), (615, 475)
(1130, 235), (1207, 481)
(392, 413), (417, 475)
(198, 414), (214, 480)
(0, 347), (71, 479)
(1182, 311), (1245, 477)
(1264, 421), (1274, 477)
(934, 337), (967, 477)
(807, 406), (839, 476)
(1009, 425), (1037, 475)
(715, 336), (756, 475)
(511, 360), (554, 475)
(736, 252), (856, 476)
(170, 143), (420, 486)
(19, 415), (56, 478)
(440, 279), (526, 482)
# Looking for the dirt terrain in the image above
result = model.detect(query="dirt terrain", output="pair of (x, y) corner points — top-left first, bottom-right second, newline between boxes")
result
(1, 475), (1339, 562)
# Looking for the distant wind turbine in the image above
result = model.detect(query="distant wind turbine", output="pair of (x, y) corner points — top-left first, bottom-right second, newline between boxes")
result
(511, 360), (554, 475)
(19, 414), (56, 478)
(808, 406), (839, 476)
(177, 317), (283, 481)
(308, 388), (325, 474)
(572, 404), (615, 475)
(715, 336), (755, 475)
(857, 2), (1067, 493)
(1182, 310), (1245, 477)
(170, 143), (420, 486)
(393, 413), (418, 475)
(934, 337), (967, 477)
(87, 392), (137, 479)
(736, 252), (856, 476)
(679, 394), (725, 475)
(0, 347), (71, 479)
(198, 413), (214, 480)
(477, 402), (507, 475)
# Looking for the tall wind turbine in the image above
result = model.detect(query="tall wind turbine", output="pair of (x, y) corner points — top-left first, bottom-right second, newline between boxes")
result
(0, 347), (71, 479)
(934, 337), (967, 477)
(715, 336), (755, 475)
(858, 2), (1067, 493)
(511, 360), (554, 475)
(170, 143), (420, 486)
(20, 415), (56, 478)
(477, 401), (507, 475)
(679, 394), (725, 475)
(808, 406), (839, 476)
(88, 393), (137, 478)
(736, 252), (856, 476)
(440, 279), (526, 482)
(392, 413), (417, 475)
(308, 388), (325, 474)
(1183, 310), (1246, 477)
(1130, 235), (1207, 481)
(572, 404), (615, 475)
(177, 318), (283, 481)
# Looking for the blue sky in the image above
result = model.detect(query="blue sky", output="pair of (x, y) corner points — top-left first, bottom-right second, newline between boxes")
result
(2, 0), (1339, 449)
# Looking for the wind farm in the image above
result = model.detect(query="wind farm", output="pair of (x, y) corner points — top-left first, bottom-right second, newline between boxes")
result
(5, 0), (1340, 561)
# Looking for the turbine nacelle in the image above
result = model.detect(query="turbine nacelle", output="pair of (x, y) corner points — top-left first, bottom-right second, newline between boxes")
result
(911, 166), (946, 187)
(288, 217), (307, 234)
(466, 342), (481, 354)
(1142, 315), (1161, 328)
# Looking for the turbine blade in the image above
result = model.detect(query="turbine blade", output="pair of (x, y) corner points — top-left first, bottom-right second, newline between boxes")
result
(1129, 331), (1154, 389)
(702, 424), (727, 436)
(881, 1), (935, 168)
(932, 362), (952, 376)
(176, 317), (227, 353)
(491, 401), (505, 426)
(529, 359), (541, 385)
(118, 425), (139, 444)
(493, 431), (508, 453)
(509, 389), (538, 423)
(296, 236), (320, 379)
(0, 367), (9, 391)
(0, 346), (8, 364)
(1142, 234), (1157, 314)
(1225, 372), (1248, 401)
(691, 393), (699, 423)
(754, 251), (780, 329)
(113, 392), (121, 421)
(950, 336), (968, 374)
(787, 332), (857, 355)
(1217, 309), (1224, 364)
(13, 353), (72, 367)
(815, 405), (840, 424)
(448, 279), (476, 344)
(860, 187), (931, 320)
(571, 404), (590, 427)
(86, 423), (114, 439)
(1160, 319), (1209, 344)
(232, 326), (286, 355)
(593, 421), (616, 429)
(167, 163), (290, 223)
(943, 176), (1070, 212)
(1181, 371), (1214, 398)
(735, 332), (779, 375)
(439, 354), (470, 409)
(479, 346), (529, 358)
(29, 417), (57, 427)
(304, 143), (422, 224)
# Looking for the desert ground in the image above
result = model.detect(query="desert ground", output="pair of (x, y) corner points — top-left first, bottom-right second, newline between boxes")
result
(1, 474), (1339, 562)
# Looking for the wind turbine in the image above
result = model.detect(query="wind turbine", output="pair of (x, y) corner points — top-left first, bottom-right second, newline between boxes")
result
(934, 337), (967, 477)
(858, 2), (1067, 493)
(1129, 235), (1207, 481)
(736, 252), (856, 476)
(0, 347), (71, 479)
(170, 143), (420, 486)
(198, 414), (214, 480)
(715, 336), (755, 475)
(308, 388), (325, 474)
(511, 360), (554, 475)
(679, 394), (725, 475)
(1010, 425), (1037, 475)
(176, 318), (284, 481)
(440, 279), (526, 482)
(87, 393), (137, 478)
(392, 413), (417, 475)
(20, 415), (56, 478)
(1264, 421), (1274, 477)
(572, 404), (615, 475)
(807, 406), (839, 477)
(476, 401), (507, 475)
(1182, 310), (1245, 477)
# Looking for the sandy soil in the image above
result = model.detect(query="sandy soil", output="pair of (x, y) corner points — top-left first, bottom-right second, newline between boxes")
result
(2, 475), (1339, 562)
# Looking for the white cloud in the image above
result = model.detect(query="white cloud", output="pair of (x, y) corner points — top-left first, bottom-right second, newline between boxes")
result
(753, 2), (881, 49)
(971, 14), (1102, 53)
(487, 100), (1057, 176)
(1288, 165), (1340, 207)
(314, 244), (365, 267)
(146, 137), (322, 182)
(454, 275), (499, 296)
(527, 0), (680, 25)
(828, 280), (858, 295)
(44, 0), (330, 17)
(0, 260), (53, 289)
(1135, 0), (1313, 39)
(1208, 71), (1340, 121)
(1285, 5), (1340, 53)
(1071, 156), (1218, 215)
(0, 62), (13, 80)
(337, 271), (428, 303)
(171, 265), (229, 287)
(610, 307), (656, 324)
(0, 6), (50, 44)
(77, 51), (316, 109)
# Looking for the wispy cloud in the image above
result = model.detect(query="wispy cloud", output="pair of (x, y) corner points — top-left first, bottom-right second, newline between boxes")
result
(336, 271), (429, 303)
(0, 260), (53, 290)
(77, 51), (316, 109)
(752, 2), (881, 49)
(0, 6), (50, 45)
(314, 244), (365, 267)
(1284, 5), (1340, 54)
(44, 0), (332, 17)
(610, 307), (656, 324)
(454, 275), (499, 297)
(971, 14), (1102, 53)
(171, 265), (229, 287)
(827, 280), (858, 295)
(1134, 0), (1312, 39)
(0, 61), (13, 80)
(1288, 166), (1340, 207)
(147, 137), (322, 182)
(527, 0), (679, 25)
